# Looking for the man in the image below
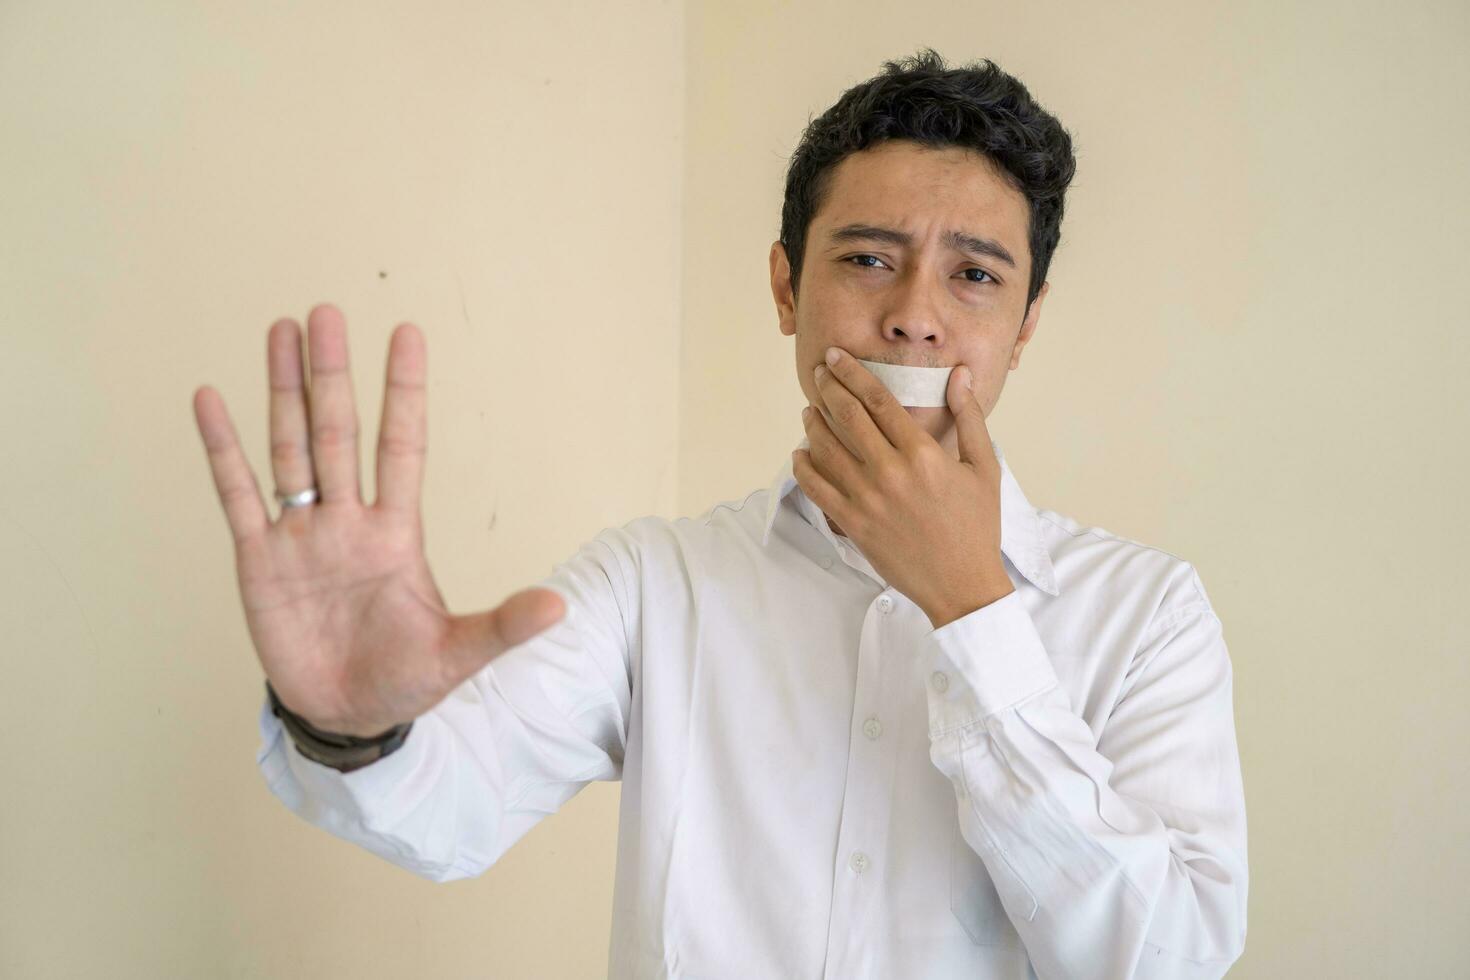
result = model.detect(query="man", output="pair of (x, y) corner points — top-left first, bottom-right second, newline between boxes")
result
(194, 49), (1247, 979)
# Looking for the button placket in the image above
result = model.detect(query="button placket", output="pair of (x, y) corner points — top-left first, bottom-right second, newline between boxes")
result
(828, 597), (899, 940)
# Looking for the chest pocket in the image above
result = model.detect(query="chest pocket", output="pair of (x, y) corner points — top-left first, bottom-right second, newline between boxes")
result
(949, 818), (1037, 948)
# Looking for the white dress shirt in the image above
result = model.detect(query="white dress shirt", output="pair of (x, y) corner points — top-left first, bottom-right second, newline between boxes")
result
(257, 436), (1248, 979)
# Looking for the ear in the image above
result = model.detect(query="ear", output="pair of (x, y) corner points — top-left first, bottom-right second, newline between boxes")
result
(1010, 280), (1049, 371)
(769, 240), (797, 337)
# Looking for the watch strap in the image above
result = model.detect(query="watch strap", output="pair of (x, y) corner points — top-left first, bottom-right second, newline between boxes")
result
(266, 679), (414, 774)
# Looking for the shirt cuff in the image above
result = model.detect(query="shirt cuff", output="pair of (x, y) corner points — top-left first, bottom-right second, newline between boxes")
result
(256, 690), (438, 825)
(920, 589), (1060, 737)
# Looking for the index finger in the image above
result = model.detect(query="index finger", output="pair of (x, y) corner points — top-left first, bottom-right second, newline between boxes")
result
(817, 348), (922, 456)
(373, 322), (428, 516)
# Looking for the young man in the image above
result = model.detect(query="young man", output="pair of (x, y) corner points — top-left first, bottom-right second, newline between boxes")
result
(197, 48), (1247, 979)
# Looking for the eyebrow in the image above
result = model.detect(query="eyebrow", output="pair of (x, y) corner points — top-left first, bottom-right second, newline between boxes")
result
(825, 222), (1017, 270)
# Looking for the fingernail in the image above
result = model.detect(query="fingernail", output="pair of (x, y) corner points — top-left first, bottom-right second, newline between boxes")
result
(814, 364), (827, 381)
(961, 367), (973, 390)
(825, 347), (841, 366)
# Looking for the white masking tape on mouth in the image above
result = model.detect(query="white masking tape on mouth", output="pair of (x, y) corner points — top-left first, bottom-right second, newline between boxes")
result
(854, 358), (955, 408)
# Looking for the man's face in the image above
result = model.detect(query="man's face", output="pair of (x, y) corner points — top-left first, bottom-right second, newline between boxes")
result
(769, 139), (1048, 457)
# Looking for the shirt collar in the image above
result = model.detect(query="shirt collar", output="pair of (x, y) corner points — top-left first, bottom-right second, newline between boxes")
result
(760, 435), (1061, 597)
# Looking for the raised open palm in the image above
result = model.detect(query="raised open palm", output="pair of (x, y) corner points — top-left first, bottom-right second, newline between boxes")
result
(192, 303), (566, 737)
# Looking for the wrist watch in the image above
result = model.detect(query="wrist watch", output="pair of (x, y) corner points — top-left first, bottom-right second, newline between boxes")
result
(266, 679), (414, 773)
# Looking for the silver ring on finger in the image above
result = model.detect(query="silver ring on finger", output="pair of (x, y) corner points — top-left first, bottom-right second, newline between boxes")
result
(274, 486), (320, 509)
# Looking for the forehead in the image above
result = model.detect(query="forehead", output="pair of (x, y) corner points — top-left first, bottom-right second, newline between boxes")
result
(815, 141), (1029, 247)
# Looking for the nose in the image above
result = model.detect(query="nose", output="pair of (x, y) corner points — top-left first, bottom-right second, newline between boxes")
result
(880, 266), (944, 347)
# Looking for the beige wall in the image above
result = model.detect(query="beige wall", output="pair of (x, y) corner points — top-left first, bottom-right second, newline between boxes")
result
(1, 2), (682, 977)
(2, 0), (1465, 976)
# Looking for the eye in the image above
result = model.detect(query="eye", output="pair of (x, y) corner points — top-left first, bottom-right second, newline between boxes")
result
(845, 255), (996, 286)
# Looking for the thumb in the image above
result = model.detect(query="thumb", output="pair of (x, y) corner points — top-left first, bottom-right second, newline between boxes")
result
(443, 586), (568, 681)
(947, 365), (991, 467)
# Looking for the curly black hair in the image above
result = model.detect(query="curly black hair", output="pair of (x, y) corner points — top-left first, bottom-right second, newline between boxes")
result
(779, 48), (1077, 316)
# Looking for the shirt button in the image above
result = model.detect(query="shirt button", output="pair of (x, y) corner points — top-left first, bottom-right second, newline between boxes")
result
(862, 716), (883, 740)
(819, 556), (833, 570)
(877, 594), (893, 614)
(849, 850), (870, 874)
(931, 671), (950, 693)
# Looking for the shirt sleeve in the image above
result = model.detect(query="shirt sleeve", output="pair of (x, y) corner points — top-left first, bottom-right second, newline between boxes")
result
(920, 574), (1248, 979)
(254, 530), (637, 883)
